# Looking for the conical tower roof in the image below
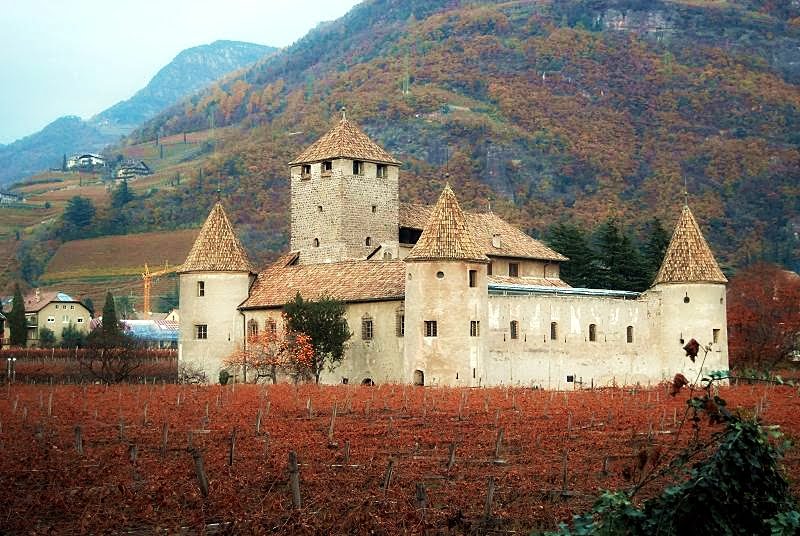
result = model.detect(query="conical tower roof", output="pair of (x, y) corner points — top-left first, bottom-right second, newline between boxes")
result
(180, 202), (253, 273)
(653, 205), (727, 285)
(406, 185), (489, 263)
(288, 116), (401, 165)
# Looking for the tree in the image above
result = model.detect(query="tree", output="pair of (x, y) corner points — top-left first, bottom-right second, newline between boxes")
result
(82, 292), (143, 383)
(61, 153), (67, 172)
(284, 293), (351, 383)
(82, 297), (94, 317)
(546, 221), (596, 288)
(727, 263), (800, 370)
(8, 284), (27, 347)
(158, 282), (179, 312)
(61, 323), (87, 348)
(593, 218), (649, 292)
(224, 318), (314, 383)
(38, 327), (56, 348)
(111, 179), (134, 209)
(100, 292), (122, 340)
(60, 196), (96, 240)
(113, 295), (135, 320)
(642, 218), (670, 284)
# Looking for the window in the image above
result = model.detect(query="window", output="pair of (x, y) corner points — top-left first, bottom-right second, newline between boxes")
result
(322, 160), (333, 176)
(197, 281), (205, 297)
(301, 164), (311, 178)
(76, 317), (84, 324)
(424, 320), (437, 337)
(361, 315), (373, 340)
(470, 320), (480, 337)
(510, 320), (519, 340)
(376, 164), (387, 178)
(317, 205), (323, 212)
(195, 325), (207, 339)
(371, 205), (377, 213)
(469, 269), (477, 288)
(550, 322), (558, 340)
(55, 305), (59, 309)
(436, 271), (445, 279)
(365, 237), (372, 247)
(247, 319), (259, 338)
(70, 305), (74, 310)
(508, 263), (519, 277)
(63, 315), (69, 323)
(47, 316), (55, 323)
(396, 312), (405, 337)
(589, 324), (597, 342)
(313, 238), (320, 248)
(626, 325), (634, 344)
(266, 319), (277, 335)
(713, 328), (720, 344)
(487, 262), (492, 276)
(353, 160), (364, 175)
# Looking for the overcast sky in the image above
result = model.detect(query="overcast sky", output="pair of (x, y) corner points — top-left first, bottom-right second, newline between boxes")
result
(0, 0), (362, 144)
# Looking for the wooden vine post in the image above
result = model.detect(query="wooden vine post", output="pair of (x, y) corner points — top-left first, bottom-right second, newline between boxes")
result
(288, 451), (302, 509)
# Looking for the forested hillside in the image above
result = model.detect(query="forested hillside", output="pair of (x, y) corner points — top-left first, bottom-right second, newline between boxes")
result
(70, 0), (800, 273)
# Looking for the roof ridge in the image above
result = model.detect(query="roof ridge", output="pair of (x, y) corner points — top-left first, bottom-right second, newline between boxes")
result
(653, 205), (727, 285)
(405, 185), (489, 263)
(288, 117), (401, 165)
(180, 202), (253, 273)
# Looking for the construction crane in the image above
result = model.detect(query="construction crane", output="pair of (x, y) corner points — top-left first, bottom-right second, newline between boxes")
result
(141, 262), (178, 317)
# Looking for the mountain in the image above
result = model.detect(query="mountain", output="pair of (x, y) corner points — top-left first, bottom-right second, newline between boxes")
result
(0, 40), (275, 187)
(93, 40), (276, 132)
(120, 0), (799, 274)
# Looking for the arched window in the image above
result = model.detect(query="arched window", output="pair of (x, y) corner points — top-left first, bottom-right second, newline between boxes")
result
(589, 323), (597, 342)
(550, 322), (558, 340)
(266, 319), (277, 335)
(413, 369), (424, 386)
(626, 325), (634, 344)
(361, 314), (374, 340)
(247, 319), (259, 338)
(395, 307), (405, 337)
(365, 237), (372, 247)
(313, 238), (320, 248)
(510, 320), (519, 340)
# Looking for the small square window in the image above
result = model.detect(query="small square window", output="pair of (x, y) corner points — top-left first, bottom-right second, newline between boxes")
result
(322, 160), (333, 175)
(508, 263), (519, 277)
(566, 375), (574, 383)
(70, 305), (74, 310)
(353, 160), (364, 175)
(47, 316), (55, 323)
(376, 164), (387, 178)
(195, 324), (207, 340)
(301, 164), (311, 178)
(77, 317), (84, 323)
(470, 320), (480, 337)
(197, 281), (205, 297)
(424, 320), (437, 337)
(54, 305), (59, 310)
(318, 205), (323, 212)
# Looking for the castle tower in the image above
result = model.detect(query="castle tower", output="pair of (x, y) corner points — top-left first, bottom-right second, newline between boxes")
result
(403, 185), (490, 387)
(178, 202), (254, 381)
(287, 113), (401, 264)
(650, 205), (729, 378)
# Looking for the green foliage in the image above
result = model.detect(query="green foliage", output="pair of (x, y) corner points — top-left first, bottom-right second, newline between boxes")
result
(158, 282), (179, 312)
(8, 283), (27, 347)
(38, 327), (56, 348)
(219, 369), (231, 385)
(642, 218), (670, 284)
(99, 292), (121, 341)
(592, 218), (650, 292)
(82, 297), (94, 316)
(59, 196), (96, 241)
(546, 222), (595, 288)
(60, 323), (87, 348)
(284, 293), (351, 383)
(111, 179), (134, 209)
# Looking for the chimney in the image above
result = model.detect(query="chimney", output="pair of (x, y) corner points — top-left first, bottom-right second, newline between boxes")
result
(491, 234), (502, 249)
(34, 288), (41, 302)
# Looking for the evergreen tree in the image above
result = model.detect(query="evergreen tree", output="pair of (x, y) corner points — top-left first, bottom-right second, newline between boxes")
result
(593, 218), (649, 292)
(101, 292), (122, 340)
(8, 283), (27, 347)
(38, 327), (56, 348)
(61, 153), (67, 172)
(61, 323), (87, 348)
(111, 179), (134, 209)
(546, 222), (596, 288)
(642, 218), (671, 284)
(60, 196), (96, 240)
(82, 297), (94, 317)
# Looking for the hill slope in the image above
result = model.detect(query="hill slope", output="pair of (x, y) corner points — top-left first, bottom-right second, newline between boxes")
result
(121, 0), (799, 273)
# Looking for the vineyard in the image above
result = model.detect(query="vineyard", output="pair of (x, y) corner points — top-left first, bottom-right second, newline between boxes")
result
(0, 382), (798, 533)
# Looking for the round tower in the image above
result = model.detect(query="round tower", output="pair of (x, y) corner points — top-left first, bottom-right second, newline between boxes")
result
(178, 202), (254, 382)
(647, 205), (729, 380)
(403, 185), (489, 387)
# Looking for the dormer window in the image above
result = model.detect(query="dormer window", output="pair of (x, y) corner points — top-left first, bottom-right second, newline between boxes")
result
(353, 160), (364, 175)
(322, 160), (333, 176)
(301, 164), (311, 179)
(376, 164), (387, 178)
(508, 263), (519, 277)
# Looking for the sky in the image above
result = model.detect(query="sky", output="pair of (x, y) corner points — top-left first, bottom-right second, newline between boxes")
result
(0, 0), (362, 144)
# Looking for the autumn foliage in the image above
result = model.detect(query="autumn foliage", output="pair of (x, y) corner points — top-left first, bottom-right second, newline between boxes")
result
(727, 263), (800, 370)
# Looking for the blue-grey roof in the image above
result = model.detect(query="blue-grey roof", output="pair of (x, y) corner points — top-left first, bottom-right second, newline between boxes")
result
(121, 320), (179, 342)
(489, 283), (640, 300)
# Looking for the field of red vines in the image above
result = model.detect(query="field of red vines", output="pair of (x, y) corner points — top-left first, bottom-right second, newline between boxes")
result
(1, 382), (798, 534)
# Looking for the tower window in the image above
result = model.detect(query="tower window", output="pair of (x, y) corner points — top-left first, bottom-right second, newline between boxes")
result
(713, 328), (720, 344)
(317, 205), (323, 212)
(197, 281), (205, 297)
(376, 164), (387, 178)
(353, 160), (364, 175)
(301, 164), (311, 178)
(510, 320), (519, 340)
(469, 269), (477, 288)
(627, 325), (634, 344)
(550, 322), (558, 340)
(361, 315), (374, 340)
(396, 311), (405, 337)
(371, 205), (377, 213)
(365, 237), (372, 247)
(424, 320), (437, 337)
(195, 324), (207, 340)
(487, 262), (492, 275)
(470, 320), (480, 337)
(508, 263), (519, 277)
(313, 238), (320, 248)
(589, 324), (597, 342)
(322, 160), (333, 176)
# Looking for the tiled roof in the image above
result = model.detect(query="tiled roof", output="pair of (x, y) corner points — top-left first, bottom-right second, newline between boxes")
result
(400, 203), (567, 262)
(288, 117), (401, 165)
(241, 260), (405, 309)
(488, 275), (571, 288)
(22, 291), (81, 313)
(180, 202), (253, 273)
(653, 205), (727, 285)
(405, 185), (489, 263)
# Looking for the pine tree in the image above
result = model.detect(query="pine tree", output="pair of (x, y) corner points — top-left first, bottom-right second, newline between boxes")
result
(111, 179), (134, 209)
(8, 284), (27, 347)
(642, 218), (671, 284)
(61, 153), (67, 172)
(101, 292), (122, 340)
(593, 218), (649, 292)
(546, 222), (596, 288)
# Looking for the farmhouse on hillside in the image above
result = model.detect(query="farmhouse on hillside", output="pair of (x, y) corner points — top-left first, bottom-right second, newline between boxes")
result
(178, 115), (729, 388)
(1, 290), (91, 347)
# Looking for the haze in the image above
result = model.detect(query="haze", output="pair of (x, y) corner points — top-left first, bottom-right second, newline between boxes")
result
(0, 0), (361, 144)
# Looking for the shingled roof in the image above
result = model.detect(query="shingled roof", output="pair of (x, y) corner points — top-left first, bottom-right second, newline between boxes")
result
(180, 203), (253, 273)
(653, 205), (727, 285)
(406, 185), (489, 263)
(400, 203), (566, 262)
(288, 117), (401, 166)
(241, 259), (405, 309)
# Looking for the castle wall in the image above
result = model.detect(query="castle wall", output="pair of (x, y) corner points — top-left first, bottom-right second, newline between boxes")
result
(178, 272), (250, 381)
(489, 257), (561, 279)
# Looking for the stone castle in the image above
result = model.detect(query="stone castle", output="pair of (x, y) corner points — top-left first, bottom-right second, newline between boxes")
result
(178, 115), (729, 388)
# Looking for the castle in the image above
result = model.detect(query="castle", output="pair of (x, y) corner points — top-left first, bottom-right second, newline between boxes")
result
(178, 116), (729, 388)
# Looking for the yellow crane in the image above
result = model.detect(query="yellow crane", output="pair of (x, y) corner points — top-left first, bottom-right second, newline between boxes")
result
(141, 262), (178, 316)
